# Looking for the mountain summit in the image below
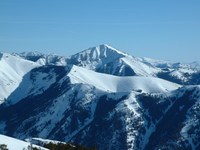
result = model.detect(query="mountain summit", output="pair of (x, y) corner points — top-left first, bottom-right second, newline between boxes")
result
(71, 44), (127, 60)
(68, 44), (161, 76)
(0, 45), (200, 150)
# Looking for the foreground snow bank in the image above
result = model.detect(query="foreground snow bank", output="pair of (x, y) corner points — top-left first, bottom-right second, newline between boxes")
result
(0, 134), (48, 150)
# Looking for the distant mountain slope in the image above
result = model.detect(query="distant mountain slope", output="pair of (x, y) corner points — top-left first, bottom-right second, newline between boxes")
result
(13, 51), (68, 66)
(13, 44), (200, 85)
(142, 86), (200, 150)
(0, 72), (199, 149)
(0, 45), (200, 150)
(68, 65), (180, 93)
(0, 53), (39, 104)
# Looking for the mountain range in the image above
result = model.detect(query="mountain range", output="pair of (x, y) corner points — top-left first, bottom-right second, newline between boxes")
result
(0, 44), (200, 150)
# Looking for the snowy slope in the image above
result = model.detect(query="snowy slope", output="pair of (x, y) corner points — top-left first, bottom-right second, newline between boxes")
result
(120, 56), (160, 76)
(0, 134), (48, 150)
(0, 45), (200, 150)
(0, 53), (39, 104)
(11, 45), (199, 84)
(68, 65), (181, 93)
(142, 85), (200, 150)
(30, 137), (65, 145)
(139, 57), (192, 69)
(140, 57), (198, 84)
(5, 66), (58, 105)
(139, 57), (175, 68)
(190, 61), (200, 69)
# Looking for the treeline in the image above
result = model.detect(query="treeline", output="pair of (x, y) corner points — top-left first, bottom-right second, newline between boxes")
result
(36, 142), (96, 150)
(0, 142), (97, 150)
(0, 144), (8, 150)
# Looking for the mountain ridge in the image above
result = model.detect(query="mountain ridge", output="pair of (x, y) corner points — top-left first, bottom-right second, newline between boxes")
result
(0, 45), (200, 149)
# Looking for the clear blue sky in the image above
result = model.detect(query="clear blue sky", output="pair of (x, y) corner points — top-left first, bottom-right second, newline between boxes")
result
(0, 0), (200, 62)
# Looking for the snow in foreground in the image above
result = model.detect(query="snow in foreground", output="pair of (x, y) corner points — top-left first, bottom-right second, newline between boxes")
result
(0, 134), (48, 150)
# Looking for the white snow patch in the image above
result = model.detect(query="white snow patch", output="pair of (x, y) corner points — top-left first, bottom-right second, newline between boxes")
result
(121, 56), (160, 76)
(0, 134), (48, 150)
(123, 93), (142, 149)
(30, 137), (66, 145)
(0, 53), (40, 104)
(124, 93), (141, 117)
(68, 65), (181, 93)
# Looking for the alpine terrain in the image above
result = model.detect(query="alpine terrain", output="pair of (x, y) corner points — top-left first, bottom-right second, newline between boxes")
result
(0, 44), (200, 150)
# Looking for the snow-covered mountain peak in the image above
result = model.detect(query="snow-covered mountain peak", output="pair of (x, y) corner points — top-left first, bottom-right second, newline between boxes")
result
(0, 52), (19, 62)
(16, 51), (61, 58)
(99, 44), (127, 56)
(189, 61), (200, 70)
(70, 44), (127, 63)
(0, 52), (14, 59)
(17, 51), (44, 57)
(12, 51), (68, 66)
(68, 44), (159, 76)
